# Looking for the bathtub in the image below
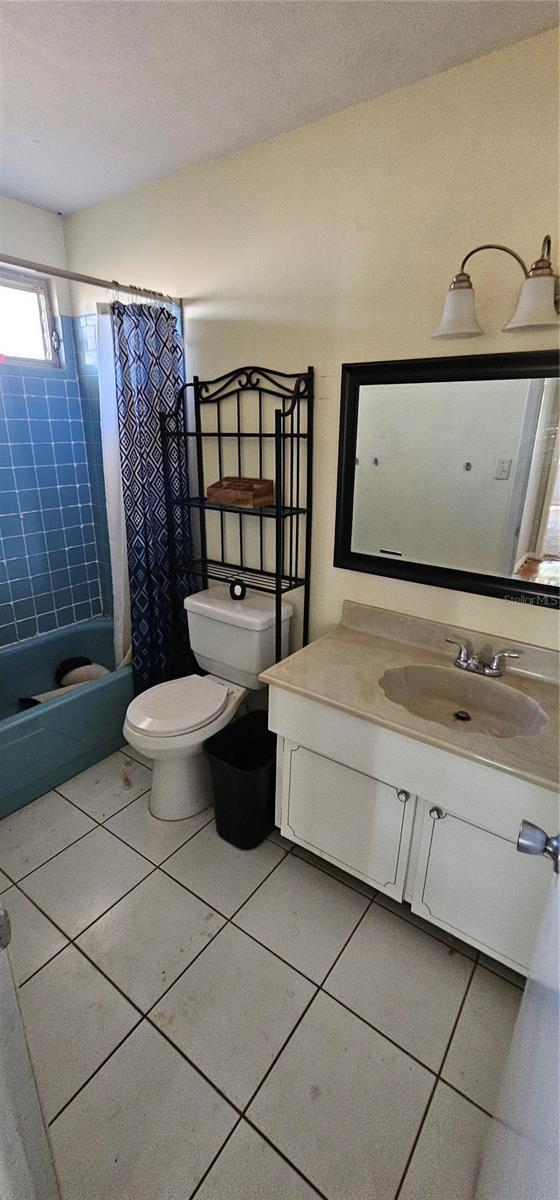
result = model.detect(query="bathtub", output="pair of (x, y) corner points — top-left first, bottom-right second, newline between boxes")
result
(0, 619), (134, 819)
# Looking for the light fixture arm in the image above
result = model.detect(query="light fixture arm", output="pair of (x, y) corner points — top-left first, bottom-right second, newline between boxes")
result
(433, 234), (560, 338)
(460, 243), (529, 277)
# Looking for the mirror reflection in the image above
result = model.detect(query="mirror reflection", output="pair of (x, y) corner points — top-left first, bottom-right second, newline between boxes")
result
(351, 377), (560, 588)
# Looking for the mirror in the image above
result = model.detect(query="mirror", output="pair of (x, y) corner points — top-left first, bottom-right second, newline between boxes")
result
(334, 351), (559, 608)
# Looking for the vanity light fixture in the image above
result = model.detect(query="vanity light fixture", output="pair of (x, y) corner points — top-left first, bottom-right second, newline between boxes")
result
(432, 235), (560, 339)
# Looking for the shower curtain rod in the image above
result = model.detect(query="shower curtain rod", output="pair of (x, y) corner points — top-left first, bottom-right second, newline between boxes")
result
(0, 252), (181, 307)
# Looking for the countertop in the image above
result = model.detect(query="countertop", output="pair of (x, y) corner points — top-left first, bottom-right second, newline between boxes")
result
(260, 601), (560, 792)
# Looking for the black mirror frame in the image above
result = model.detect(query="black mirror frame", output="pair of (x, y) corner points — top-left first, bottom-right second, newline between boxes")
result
(334, 350), (559, 610)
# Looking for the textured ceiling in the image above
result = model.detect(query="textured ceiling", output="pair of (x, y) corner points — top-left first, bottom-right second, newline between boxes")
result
(0, 0), (557, 214)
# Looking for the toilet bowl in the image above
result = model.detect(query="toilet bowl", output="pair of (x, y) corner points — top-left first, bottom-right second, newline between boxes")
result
(123, 586), (292, 820)
(123, 674), (248, 819)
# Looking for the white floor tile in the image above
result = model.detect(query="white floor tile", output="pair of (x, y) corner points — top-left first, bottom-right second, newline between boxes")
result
(19, 945), (138, 1121)
(49, 1022), (236, 1200)
(0, 868), (11, 892)
(442, 965), (522, 1113)
(151, 924), (315, 1107)
(399, 1082), (490, 1200)
(56, 751), (152, 822)
(248, 992), (433, 1200)
(325, 903), (473, 1069)
(195, 1121), (319, 1199)
(163, 821), (286, 918)
(20, 827), (152, 938)
(105, 793), (213, 864)
(0, 792), (95, 881)
(77, 871), (225, 1011)
(3, 886), (68, 985)
(292, 844), (376, 897)
(375, 892), (477, 959)
(120, 742), (152, 768)
(234, 854), (369, 983)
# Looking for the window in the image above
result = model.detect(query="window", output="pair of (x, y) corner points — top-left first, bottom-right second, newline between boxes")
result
(0, 269), (60, 366)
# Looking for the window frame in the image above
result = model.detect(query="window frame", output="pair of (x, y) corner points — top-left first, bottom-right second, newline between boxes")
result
(0, 267), (60, 368)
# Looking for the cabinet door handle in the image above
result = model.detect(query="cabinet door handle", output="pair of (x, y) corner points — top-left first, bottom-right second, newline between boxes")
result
(397, 789), (410, 804)
(429, 806), (445, 820)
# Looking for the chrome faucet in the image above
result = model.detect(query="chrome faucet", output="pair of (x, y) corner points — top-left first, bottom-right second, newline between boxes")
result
(445, 638), (521, 678)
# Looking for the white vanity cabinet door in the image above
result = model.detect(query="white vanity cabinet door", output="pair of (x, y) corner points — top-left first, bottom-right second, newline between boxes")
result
(412, 805), (551, 972)
(282, 743), (415, 898)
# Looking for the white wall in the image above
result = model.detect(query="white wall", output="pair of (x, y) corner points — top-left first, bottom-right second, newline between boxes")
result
(63, 28), (560, 648)
(0, 195), (70, 314)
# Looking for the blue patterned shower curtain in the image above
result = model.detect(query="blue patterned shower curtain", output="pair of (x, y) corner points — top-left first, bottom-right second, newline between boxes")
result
(112, 302), (196, 691)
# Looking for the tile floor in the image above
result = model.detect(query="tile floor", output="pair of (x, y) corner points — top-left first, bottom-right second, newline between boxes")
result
(0, 749), (525, 1200)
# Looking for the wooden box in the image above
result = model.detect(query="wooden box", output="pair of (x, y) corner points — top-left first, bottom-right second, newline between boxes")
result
(206, 477), (275, 508)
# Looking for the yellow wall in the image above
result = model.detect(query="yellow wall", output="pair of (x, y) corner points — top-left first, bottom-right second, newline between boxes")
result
(1, 195), (66, 267)
(64, 29), (559, 648)
(0, 195), (72, 313)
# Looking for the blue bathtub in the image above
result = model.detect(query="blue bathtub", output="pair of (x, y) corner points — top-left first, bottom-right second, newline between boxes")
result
(0, 619), (134, 818)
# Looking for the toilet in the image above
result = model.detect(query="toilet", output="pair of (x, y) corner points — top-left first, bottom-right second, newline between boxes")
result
(123, 586), (292, 820)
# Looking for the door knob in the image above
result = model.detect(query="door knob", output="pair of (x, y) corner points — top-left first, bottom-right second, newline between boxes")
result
(517, 820), (559, 874)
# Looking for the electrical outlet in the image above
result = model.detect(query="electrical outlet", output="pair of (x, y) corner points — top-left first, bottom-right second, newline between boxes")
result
(494, 458), (512, 480)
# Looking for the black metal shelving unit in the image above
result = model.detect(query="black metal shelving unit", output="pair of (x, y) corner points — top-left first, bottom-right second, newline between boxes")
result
(161, 365), (314, 662)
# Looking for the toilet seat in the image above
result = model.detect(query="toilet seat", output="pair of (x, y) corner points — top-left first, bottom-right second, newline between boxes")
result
(125, 674), (230, 738)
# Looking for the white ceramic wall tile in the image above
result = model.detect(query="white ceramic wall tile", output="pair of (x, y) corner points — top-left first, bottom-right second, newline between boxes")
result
(105, 794), (213, 864)
(248, 992), (433, 1200)
(234, 854), (369, 983)
(0, 868), (11, 892)
(19, 945), (138, 1121)
(375, 892), (477, 959)
(325, 903), (473, 1069)
(20, 827), (152, 938)
(195, 1121), (319, 1200)
(399, 1082), (490, 1200)
(163, 821), (286, 917)
(77, 871), (225, 1011)
(292, 844), (376, 897)
(3, 886), (68, 985)
(151, 924), (315, 1107)
(442, 966), (522, 1113)
(0, 791), (95, 880)
(56, 751), (152, 822)
(49, 1022), (236, 1200)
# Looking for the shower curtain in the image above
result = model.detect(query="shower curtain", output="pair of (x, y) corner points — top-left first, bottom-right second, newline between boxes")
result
(109, 301), (196, 692)
(97, 305), (131, 667)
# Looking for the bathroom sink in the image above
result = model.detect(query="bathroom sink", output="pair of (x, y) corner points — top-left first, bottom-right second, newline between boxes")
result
(379, 665), (548, 739)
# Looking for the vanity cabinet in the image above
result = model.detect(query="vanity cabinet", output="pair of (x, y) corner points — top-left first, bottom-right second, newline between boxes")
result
(269, 686), (558, 974)
(281, 742), (414, 898)
(412, 803), (550, 968)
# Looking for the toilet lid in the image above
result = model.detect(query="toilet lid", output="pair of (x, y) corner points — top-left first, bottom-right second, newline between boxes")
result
(126, 675), (230, 737)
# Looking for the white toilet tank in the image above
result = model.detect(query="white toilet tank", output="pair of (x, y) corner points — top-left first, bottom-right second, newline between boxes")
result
(184, 586), (293, 689)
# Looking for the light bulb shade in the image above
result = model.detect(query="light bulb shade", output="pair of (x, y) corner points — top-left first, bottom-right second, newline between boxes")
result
(503, 275), (559, 331)
(431, 287), (483, 339)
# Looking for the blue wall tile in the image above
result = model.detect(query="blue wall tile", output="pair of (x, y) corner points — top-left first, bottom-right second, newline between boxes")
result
(12, 444), (35, 466)
(10, 578), (32, 600)
(0, 314), (110, 645)
(0, 602), (13, 625)
(2, 376), (24, 396)
(16, 617), (37, 639)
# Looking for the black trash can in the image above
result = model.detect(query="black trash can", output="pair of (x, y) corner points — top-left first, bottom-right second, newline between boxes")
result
(204, 710), (276, 850)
